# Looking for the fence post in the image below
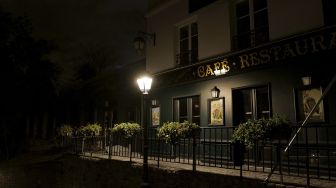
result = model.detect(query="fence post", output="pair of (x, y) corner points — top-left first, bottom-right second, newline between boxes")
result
(90, 136), (93, 157)
(157, 138), (160, 168)
(108, 133), (112, 159)
(276, 142), (283, 184)
(81, 137), (85, 156)
(192, 134), (196, 173)
(129, 139), (132, 162)
(305, 128), (310, 187)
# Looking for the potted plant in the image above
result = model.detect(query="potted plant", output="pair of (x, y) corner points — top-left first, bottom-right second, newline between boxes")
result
(57, 124), (73, 147)
(157, 121), (200, 156)
(263, 115), (292, 142)
(78, 123), (102, 137)
(111, 122), (142, 161)
(78, 123), (102, 153)
(231, 115), (292, 166)
(111, 122), (142, 139)
(232, 114), (291, 148)
(157, 121), (200, 145)
(58, 124), (73, 137)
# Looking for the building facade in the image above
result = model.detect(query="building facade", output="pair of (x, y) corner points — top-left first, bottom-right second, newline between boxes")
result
(145, 0), (336, 131)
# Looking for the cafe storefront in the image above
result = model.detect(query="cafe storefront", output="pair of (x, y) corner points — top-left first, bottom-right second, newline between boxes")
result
(151, 25), (336, 129)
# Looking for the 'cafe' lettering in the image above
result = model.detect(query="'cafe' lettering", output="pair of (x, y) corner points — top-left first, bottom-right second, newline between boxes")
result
(196, 30), (336, 78)
(197, 59), (230, 78)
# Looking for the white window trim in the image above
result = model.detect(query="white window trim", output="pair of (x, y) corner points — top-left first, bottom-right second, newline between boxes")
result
(174, 16), (198, 61)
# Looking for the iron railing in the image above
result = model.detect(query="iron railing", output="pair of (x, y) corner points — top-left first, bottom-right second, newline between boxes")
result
(175, 50), (198, 67)
(232, 26), (269, 50)
(69, 124), (336, 184)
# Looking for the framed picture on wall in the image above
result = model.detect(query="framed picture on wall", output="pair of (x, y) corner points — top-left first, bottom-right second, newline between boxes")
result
(151, 106), (160, 126)
(208, 97), (225, 126)
(294, 86), (326, 123)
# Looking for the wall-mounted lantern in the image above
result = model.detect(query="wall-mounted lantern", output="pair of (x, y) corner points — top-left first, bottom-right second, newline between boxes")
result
(211, 86), (220, 98)
(133, 31), (156, 51)
(301, 76), (311, 86)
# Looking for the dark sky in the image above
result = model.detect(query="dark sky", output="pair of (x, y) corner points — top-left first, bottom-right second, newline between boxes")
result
(0, 0), (147, 81)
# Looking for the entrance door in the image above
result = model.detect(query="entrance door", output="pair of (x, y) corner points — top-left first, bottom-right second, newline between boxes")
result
(232, 85), (271, 126)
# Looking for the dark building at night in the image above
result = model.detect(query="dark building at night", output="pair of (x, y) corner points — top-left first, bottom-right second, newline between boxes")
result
(142, 0), (336, 182)
(18, 0), (336, 184)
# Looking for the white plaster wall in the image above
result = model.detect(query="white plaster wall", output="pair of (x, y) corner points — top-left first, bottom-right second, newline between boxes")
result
(146, 0), (189, 74)
(197, 0), (231, 59)
(146, 0), (325, 74)
(268, 0), (324, 40)
(146, 0), (232, 74)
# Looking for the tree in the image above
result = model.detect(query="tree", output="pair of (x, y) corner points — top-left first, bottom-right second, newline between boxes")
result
(0, 7), (60, 160)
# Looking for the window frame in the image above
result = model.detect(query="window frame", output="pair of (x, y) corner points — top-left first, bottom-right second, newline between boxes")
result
(232, 83), (272, 125)
(175, 17), (198, 66)
(173, 95), (201, 125)
(233, 0), (269, 49)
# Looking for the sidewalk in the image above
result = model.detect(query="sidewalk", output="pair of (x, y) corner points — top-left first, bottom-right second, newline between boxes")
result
(84, 152), (336, 188)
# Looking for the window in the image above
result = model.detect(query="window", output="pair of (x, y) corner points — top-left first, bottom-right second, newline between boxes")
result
(323, 0), (336, 25)
(173, 96), (200, 125)
(232, 85), (271, 125)
(176, 22), (198, 66)
(233, 0), (269, 50)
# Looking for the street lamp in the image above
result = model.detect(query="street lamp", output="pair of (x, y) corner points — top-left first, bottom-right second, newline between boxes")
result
(137, 76), (152, 94)
(137, 75), (152, 188)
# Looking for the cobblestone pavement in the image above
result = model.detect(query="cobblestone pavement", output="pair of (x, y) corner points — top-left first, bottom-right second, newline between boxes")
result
(84, 152), (336, 188)
(1, 146), (335, 188)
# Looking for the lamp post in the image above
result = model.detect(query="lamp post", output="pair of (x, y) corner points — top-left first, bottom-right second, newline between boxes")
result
(137, 75), (152, 188)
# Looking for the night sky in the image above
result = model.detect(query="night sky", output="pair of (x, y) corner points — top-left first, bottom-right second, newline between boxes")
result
(0, 0), (147, 82)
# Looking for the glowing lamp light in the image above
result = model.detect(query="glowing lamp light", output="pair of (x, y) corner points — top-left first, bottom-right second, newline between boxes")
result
(214, 67), (229, 76)
(137, 76), (152, 94)
(301, 76), (311, 86)
(211, 86), (220, 98)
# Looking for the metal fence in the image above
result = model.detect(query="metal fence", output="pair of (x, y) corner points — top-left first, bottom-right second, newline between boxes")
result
(69, 124), (336, 183)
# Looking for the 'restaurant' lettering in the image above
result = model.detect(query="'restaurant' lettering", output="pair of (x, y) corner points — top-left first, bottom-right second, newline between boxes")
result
(196, 29), (336, 78)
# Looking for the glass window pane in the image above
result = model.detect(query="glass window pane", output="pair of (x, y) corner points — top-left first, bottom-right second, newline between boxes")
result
(179, 98), (188, 117)
(254, 10), (268, 28)
(240, 89), (252, 121)
(237, 17), (250, 34)
(253, 0), (267, 11)
(256, 87), (270, 119)
(192, 96), (200, 116)
(180, 26), (189, 39)
(180, 39), (189, 52)
(191, 36), (198, 62)
(236, 0), (249, 18)
(191, 22), (198, 35)
(191, 36), (198, 51)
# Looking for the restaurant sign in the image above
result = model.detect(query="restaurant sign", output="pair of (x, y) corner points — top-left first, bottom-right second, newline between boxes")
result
(196, 26), (336, 78)
(154, 26), (336, 87)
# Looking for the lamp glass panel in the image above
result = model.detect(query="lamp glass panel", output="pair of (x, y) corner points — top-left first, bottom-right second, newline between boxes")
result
(211, 90), (218, 98)
(137, 76), (152, 94)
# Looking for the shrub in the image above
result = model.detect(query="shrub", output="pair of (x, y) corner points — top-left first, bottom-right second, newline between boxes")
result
(57, 124), (73, 137)
(232, 114), (291, 148)
(79, 123), (102, 136)
(157, 121), (200, 145)
(111, 122), (142, 139)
